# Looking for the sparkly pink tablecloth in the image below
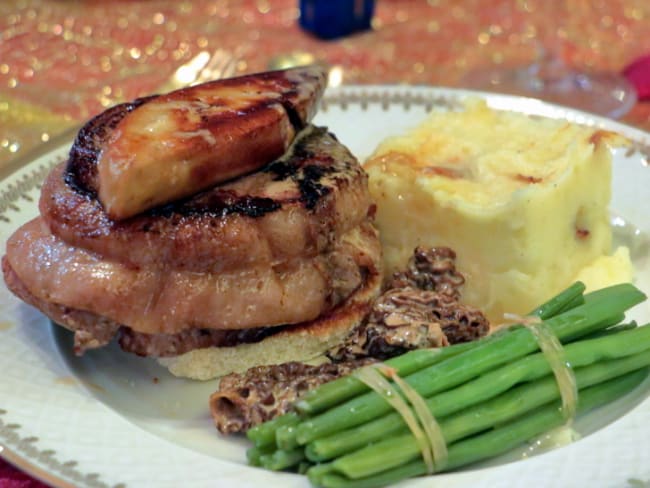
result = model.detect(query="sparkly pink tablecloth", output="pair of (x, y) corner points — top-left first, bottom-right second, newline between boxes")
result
(1, 0), (650, 486)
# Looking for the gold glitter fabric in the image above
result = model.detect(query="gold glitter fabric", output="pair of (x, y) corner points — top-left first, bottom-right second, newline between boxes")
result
(0, 1), (649, 165)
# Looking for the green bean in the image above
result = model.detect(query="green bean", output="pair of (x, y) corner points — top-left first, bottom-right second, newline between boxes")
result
(294, 284), (645, 445)
(246, 444), (276, 466)
(322, 368), (647, 484)
(297, 461), (312, 474)
(313, 462), (422, 488)
(306, 338), (650, 461)
(276, 422), (301, 450)
(294, 342), (477, 416)
(529, 281), (586, 319)
(442, 349), (650, 441)
(246, 411), (300, 448)
(259, 447), (306, 471)
(583, 321), (637, 339)
(296, 281), (587, 419)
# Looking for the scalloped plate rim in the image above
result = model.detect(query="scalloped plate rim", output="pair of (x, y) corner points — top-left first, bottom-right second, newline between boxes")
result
(0, 84), (649, 488)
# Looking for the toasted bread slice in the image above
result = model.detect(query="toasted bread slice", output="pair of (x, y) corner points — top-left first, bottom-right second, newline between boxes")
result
(96, 65), (327, 219)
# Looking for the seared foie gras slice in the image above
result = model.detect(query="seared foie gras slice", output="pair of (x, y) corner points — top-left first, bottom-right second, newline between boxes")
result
(43, 125), (371, 273)
(96, 65), (327, 219)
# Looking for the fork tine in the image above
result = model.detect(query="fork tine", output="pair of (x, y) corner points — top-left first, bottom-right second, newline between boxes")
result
(193, 49), (238, 85)
(205, 50), (230, 73)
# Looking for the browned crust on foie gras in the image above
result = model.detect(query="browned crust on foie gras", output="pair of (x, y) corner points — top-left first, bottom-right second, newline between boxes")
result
(40, 125), (372, 273)
(94, 65), (327, 219)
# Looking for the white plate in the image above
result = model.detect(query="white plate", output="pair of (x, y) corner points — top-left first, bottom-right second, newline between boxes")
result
(1, 86), (650, 488)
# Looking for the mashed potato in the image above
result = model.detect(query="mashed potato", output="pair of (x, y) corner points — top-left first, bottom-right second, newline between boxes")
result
(365, 99), (631, 323)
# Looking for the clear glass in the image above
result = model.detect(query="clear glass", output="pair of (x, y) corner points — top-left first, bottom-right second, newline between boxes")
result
(460, 1), (637, 119)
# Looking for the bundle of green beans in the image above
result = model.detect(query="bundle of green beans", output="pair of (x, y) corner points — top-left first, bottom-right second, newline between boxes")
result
(245, 282), (650, 487)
